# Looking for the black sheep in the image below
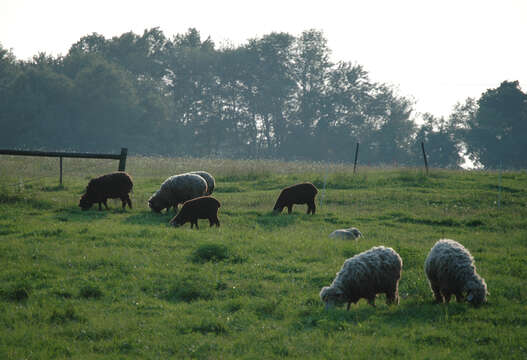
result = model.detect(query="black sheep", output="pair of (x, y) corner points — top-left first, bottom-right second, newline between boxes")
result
(169, 196), (221, 229)
(273, 182), (318, 214)
(79, 172), (133, 211)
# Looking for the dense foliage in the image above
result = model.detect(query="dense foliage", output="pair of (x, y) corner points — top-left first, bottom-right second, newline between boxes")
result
(1, 29), (526, 168)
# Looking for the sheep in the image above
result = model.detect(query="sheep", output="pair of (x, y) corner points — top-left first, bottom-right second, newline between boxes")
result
(169, 196), (221, 229)
(78, 171), (133, 211)
(148, 173), (208, 213)
(189, 171), (215, 195)
(273, 182), (318, 214)
(329, 227), (363, 240)
(425, 239), (488, 306)
(320, 246), (402, 310)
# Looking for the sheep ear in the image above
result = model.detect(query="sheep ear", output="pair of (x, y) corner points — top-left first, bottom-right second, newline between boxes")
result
(466, 293), (474, 302)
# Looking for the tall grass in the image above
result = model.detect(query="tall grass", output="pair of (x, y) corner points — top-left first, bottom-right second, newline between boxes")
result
(0, 155), (526, 359)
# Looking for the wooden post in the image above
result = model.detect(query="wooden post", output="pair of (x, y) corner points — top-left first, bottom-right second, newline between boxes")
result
(498, 167), (502, 211)
(421, 141), (429, 175)
(320, 164), (328, 208)
(59, 156), (63, 186)
(353, 142), (360, 174)
(118, 148), (128, 171)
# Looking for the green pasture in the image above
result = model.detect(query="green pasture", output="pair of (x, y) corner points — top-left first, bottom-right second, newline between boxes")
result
(0, 156), (526, 359)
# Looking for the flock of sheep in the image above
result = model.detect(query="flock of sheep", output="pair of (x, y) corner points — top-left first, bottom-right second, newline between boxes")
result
(78, 170), (489, 309)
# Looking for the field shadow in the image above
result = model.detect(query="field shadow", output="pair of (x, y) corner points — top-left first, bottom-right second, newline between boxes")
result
(54, 207), (110, 222)
(123, 211), (174, 226)
(255, 212), (300, 229)
(381, 301), (469, 326)
(298, 300), (470, 331)
(42, 185), (66, 192)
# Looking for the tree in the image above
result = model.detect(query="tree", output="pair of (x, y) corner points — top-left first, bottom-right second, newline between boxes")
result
(165, 28), (220, 156)
(416, 113), (462, 168)
(462, 81), (527, 169)
(365, 87), (416, 165)
(242, 32), (296, 156)
(0, 63), (75, 149)
(72, 56), (144, 152)
(286, 30), (332, 159)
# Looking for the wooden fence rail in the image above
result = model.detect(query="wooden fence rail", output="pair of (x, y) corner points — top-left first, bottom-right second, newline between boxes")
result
(0, 147), (128, 185)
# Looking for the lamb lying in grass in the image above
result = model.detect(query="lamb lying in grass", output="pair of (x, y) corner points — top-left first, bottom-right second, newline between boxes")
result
(329, 227), (363, 239)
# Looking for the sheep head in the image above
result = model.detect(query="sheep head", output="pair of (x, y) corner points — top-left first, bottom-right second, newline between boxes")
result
(320, 286), (346, 309)
(465, 279), (488, 306)
(78, 194), (93, 211)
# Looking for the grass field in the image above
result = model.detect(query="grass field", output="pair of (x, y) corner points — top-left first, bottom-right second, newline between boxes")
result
(1, 156), (526, 359)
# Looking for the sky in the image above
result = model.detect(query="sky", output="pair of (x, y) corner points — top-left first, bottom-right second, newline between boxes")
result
(1, 0), (526, 119)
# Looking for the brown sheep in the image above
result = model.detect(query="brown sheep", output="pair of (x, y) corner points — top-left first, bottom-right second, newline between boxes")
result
(273, 182), (318, 214)
(169, 196), (221, 229)
(79, 172), (133, 211)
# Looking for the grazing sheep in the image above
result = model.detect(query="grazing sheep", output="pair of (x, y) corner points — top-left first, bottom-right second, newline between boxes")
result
(320, 246), (402, 310)
(148, 173), (208, 213)
(425, 239), (488, 306)
(79, 171), (133, 211)
(169, 196), (221, 229)
(189, 171), (215, 195)
(273, 182), (318, 214)
(329, 227), (363, 240)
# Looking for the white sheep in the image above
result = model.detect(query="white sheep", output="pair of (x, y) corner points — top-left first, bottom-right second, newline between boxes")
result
(425, 239), (488, 306)
(320, 246), (403, 310)
(329, 227), (363, 240)
(148, 173), (208, 213)
(189, 171), (215, 196)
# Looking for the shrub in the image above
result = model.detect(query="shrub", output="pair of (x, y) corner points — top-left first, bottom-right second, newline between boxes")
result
(79, 284), (103, 299)
(191, 243), (230, 263)
(164, 276), (214, 303)
(1, 282), (30, 302)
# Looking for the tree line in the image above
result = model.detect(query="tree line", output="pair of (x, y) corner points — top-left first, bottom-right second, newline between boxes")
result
(1, 28), (526, 169)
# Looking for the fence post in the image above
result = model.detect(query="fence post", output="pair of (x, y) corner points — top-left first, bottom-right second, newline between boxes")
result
(59, 156), (63, 186)
(353, 142), (360, 175)
(118, 148), (128, 171)
(498, 167), (502, 211)
(320, 164), (329, 209)
(421, 142), (429, 175)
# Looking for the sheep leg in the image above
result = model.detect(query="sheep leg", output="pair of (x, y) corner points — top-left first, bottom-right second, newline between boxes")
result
(347, 302), (351, 311)
(98, 202), (103, 211)
(103, 199), (109, 210)
(120, 197), (127, 209)
(455, 292), (464, 303)
(386, 290), (398, 305)
(208, 217), (220, 227)
(308, 200), (316, 214)
(367, 297), (376, 307)
(194, 220), (199, 229)
(431, 285), (444, 303)
(287, 205), (293, 214)
(126, 195), (132, 209)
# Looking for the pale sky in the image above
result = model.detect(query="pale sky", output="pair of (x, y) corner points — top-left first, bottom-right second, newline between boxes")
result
(1, 0), (526, 119)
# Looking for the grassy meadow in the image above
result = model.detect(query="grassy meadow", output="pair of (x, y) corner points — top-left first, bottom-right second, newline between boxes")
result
(0, 156), (526, 359)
